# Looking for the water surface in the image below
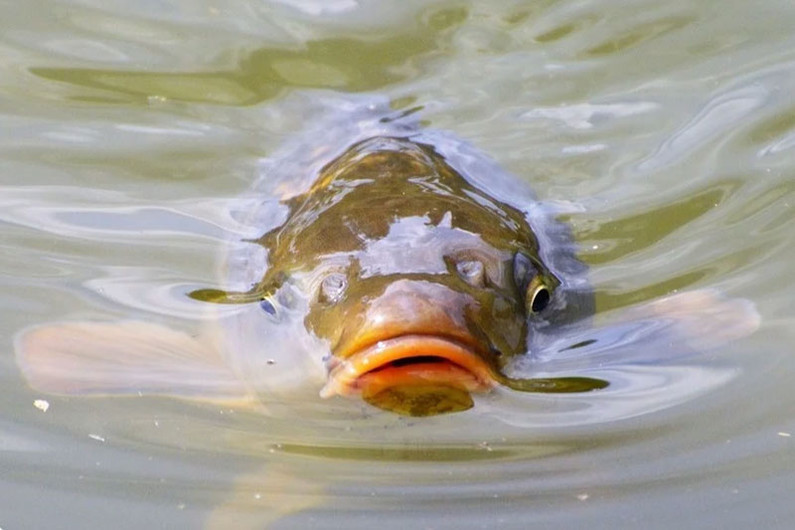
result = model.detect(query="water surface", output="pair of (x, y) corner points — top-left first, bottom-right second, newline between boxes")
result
(2, 1), (794, 528)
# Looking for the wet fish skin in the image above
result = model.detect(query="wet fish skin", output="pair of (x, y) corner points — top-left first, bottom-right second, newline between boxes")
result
(191, 135), (602, 414)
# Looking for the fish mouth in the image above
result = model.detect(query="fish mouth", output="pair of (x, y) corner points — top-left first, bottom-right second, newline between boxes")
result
(320, 334), (496, 402)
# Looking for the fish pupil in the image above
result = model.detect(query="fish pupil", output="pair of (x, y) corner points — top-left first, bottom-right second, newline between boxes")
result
(259, 298), (277, 315)
(531, 287), (550, 313)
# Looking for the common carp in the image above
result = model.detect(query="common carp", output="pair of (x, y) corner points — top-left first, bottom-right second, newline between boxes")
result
(15, 104), (760, 418)
(189, 134), (609, 416)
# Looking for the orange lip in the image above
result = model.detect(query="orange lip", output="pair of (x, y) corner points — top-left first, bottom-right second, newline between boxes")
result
(320, 334), (496, 398)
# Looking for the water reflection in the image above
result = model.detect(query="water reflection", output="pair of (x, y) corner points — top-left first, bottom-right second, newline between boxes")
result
(637, 84), (768, 173)
(28, 5), (469, 105)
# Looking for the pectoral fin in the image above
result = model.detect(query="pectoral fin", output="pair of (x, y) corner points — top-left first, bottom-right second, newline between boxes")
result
(619, 288), (761, 351)
(524, 288), (761, 372)
(15, 321), (251, 403)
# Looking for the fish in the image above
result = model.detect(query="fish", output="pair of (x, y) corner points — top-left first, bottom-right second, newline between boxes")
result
(14, 104), (760, 418)
(188, 134), (611, 416)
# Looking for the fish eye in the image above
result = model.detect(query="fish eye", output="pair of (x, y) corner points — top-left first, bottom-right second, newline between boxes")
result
(259, 296), (278, 317)
(526, 278), (551, 314)
(320, 272), (347, 304)
(456, 260), (485, 287)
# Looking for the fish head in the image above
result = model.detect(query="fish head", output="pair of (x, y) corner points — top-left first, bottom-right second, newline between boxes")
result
(291, 213), (561, 417)
(245, 136), (569, 415)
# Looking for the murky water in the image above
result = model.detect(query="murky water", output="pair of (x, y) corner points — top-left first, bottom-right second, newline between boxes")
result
(2, 1), (795, 528)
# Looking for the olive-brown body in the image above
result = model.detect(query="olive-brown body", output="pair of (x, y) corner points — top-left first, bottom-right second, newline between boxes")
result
(192, 135), (602, 415)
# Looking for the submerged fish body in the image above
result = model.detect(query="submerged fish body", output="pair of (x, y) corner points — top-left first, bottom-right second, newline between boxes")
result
(15, 101), (760, 418)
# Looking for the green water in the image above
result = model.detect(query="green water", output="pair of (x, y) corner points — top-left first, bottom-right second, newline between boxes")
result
(2, 1), (795, 529)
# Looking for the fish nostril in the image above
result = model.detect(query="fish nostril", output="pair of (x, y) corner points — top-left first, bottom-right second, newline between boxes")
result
(320, 272), (347, 304)
(456, 260), (485, 287)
